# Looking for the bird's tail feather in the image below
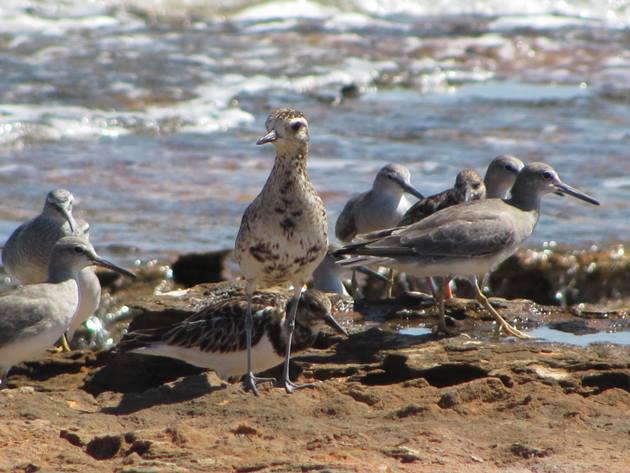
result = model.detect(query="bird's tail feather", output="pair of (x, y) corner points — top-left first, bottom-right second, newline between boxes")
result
(115, 327), (170, 353)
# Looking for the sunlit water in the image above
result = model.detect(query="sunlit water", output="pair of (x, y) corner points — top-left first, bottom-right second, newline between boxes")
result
(0, 0), (628, 268)
(399, 325), (630, 345)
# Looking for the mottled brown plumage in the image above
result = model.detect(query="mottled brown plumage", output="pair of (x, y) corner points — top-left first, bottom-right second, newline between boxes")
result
(117, 290), (347, 380)
(400, 169), (485, 226)
(234, 108), (328, 394)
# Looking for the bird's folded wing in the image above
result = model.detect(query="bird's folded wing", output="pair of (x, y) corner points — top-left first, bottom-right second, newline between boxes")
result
(334, 195), (360, 243)
(397, 212), (516, 257)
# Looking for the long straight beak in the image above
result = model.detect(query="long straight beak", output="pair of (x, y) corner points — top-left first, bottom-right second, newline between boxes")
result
(92, 256), (137, 278)
(554, 181), (600, 206)
(256, 129), (277, 145)
(393, 176), (424, 199)
(355, 265), (389, 282)
(55, 204), (77, 233)
(324, 312), (349, 336)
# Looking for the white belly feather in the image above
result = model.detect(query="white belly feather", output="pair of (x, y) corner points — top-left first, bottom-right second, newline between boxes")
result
(130, 335), (284, 380)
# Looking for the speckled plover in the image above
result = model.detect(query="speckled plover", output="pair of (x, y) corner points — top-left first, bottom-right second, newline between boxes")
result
(234, 108), (328, 394)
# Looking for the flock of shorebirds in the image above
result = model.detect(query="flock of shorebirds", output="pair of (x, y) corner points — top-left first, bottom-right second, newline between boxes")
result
(0, 107), (600, 396)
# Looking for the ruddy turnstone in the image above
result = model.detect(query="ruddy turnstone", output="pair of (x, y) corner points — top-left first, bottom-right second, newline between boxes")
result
(117, 289), (347, 381)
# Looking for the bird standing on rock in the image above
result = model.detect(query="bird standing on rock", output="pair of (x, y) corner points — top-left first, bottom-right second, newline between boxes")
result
(66, 219), (102, 344)
(335, 163), (424, 296)
(335, 163), (424, 243)
(234, 108), (328, 394)
(336, 163), (599, 338)
(0, 236), (135, 387)
(3, 189), (78, 285)
(117, 290), (347, 380)
(400, 168), (486, 299)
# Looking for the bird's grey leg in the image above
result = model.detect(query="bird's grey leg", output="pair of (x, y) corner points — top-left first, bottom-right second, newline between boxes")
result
(0, 367), (9, 390)
(478, 273), (508, 309)
(387, 269), (395, 298)
(280, 284), (314, 393)
(350, 270), (359, 298)
(469, 275), (531, 339)
(434, 276), (455, 336)
(48, 333), (71, 353)
(60, 333), (71, 352)
(242, 284), (276, 396)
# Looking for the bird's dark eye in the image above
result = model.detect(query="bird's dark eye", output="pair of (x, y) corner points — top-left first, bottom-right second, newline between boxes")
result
(291, 122), (302, 132)
(505, 165), (515, 172)
(542, 171), (553, 180)
(73, 246), (84, 254)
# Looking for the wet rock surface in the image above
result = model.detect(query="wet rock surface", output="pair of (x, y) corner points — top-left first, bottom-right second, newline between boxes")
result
(1, 246), (629, 472)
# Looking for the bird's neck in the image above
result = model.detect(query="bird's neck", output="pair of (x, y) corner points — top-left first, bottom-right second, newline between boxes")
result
(484, 176), (508, 199)
(272, 143), (308, 175)
(47, 264), (80, 284)
(267, 315), (317, 355)
(508, 181), (541, 212)
(263, 145), (312, 198)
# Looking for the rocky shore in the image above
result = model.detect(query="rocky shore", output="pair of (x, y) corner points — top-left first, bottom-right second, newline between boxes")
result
(1, 245), (629, 473)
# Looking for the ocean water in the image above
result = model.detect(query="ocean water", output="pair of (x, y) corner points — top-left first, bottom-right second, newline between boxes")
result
(0, 0), (628, 266)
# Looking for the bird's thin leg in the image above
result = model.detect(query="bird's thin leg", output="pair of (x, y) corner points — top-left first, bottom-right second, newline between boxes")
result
(443, 278), (453, 300)
(0, 367), (8, 390)
(242, 284), (276, 396)
(434, 276), (454, 336)
(387, 269), (395, 298)
(350, 270), (359, 298)
(469, 276), (531, 339)
(60, 333), (71, 352)
(280, 284), (314, 393)
(48, 333), (71, 353)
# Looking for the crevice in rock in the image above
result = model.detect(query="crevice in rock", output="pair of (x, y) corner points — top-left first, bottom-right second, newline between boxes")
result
(582, 371), (630, 395)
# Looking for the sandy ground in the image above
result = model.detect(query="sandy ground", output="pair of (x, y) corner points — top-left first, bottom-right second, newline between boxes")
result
(1, 248), (630, 473)
(2, 324), (629, 473)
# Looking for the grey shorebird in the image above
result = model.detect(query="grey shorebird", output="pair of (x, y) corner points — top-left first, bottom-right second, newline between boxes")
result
(0, 236), (135, 387)
(234, 108), (328, 394)
(3, 189), (78, 285)
(117, 290), (347, 380)
(67, 219), (102, 343)
(484, 155), (525, 199)
(400, 158), (523, 299)
(399, 168), (485, 300)
(336, 163), (599, 338)
(335, 163), (424, 243)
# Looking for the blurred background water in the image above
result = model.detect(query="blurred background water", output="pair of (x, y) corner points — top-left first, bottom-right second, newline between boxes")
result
(0, 0), (628, 267)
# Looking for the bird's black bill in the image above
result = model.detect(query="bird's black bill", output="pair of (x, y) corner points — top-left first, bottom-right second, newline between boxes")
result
(256, 130), (277, 145)
(393, 176), (424, 200)
(324, 312), (349, 337)
(355, 266), (389, 282)
(554, 182), (600, 206)
(93, 257), (137, 278)
(55, 204), (76, 233)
